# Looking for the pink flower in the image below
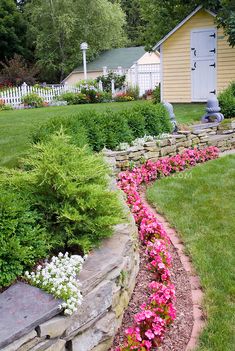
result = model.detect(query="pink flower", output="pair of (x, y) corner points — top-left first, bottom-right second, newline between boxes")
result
(116, 146), (219, 351)
(145, 329), (155, 340)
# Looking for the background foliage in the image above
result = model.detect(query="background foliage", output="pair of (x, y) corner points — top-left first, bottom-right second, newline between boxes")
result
(0, 1), (234, 83)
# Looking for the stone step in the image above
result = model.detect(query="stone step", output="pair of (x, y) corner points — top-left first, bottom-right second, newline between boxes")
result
(192, 122), (219, 132)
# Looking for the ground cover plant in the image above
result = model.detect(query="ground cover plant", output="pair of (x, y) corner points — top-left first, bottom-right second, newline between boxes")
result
(116, 146), (219, 350)
(147, 154), (235, 351)
(0, 131), (123, 289)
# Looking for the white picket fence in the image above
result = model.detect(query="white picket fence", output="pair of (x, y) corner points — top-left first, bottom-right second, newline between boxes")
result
(0, 82), (81, 107)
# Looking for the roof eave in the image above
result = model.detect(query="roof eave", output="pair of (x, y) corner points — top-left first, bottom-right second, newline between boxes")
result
(153, 5), (216, 51)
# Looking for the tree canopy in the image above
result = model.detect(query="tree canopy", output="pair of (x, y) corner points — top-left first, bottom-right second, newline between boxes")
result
(0, 0), (234, 83)
(0, 0), (29, 61)
(139, 0), (235, 49)
(25, 0), (127, 81)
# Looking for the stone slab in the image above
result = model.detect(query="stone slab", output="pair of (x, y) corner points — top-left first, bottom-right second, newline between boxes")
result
(0, 282), (62, 349)
(1, 330), (37, 351)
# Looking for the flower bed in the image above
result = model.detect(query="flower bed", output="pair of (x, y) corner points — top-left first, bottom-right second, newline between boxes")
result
(116, 146), (219, 350)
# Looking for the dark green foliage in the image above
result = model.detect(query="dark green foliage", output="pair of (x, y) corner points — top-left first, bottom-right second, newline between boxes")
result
(34, 103), (172, 151)
(96, 72), (126, 92)
(80, 87), (97, 103)
(0, 0), (29, 61)
(25, 132), (123, 253)
(152, 85), (161, 104)
(32, 116), (89, 148)
(122, 109), (146, 138)
(139, 1), (235, 50)
(0, 182), (49, 288)
(218, 81), (235, 118)
(101, 109), (133, 149)
(134, 103), (172, 136)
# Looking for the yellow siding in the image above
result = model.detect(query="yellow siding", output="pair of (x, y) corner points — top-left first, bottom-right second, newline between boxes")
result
(162, 9), (235, 102)
(217, 28), (235, 92)
(162, 9), (215, 102)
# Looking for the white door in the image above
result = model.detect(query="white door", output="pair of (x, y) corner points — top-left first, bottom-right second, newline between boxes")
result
(191, 28), (216, 101)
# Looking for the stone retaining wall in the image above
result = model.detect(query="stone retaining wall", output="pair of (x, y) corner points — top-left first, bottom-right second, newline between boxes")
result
(1, 198), (139, 351)
(103, 121), (235, 172)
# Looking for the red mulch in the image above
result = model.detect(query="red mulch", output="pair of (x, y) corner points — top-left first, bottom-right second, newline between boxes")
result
(110, 240), (193, 351)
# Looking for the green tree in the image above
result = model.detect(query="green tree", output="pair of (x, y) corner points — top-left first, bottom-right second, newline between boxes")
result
(0, 0), (29, 61)
(119, 0), (145, 45)
(26, 0), (127, 82)
(139, 1), (235, 49)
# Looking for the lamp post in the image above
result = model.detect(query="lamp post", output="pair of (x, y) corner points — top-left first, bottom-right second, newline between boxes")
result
(80, 42), (88, 80)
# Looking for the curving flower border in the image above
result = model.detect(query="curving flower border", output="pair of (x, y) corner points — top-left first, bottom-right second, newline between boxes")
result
(115, 146), (219, 351)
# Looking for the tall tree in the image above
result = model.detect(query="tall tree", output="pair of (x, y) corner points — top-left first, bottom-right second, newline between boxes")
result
(139, 0), (235, 50)
(119, 0), (145, 45)
(0, 0), (29, 61)
(26, 0), (127, 82)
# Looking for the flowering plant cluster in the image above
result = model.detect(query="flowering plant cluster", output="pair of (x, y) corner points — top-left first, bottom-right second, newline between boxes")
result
(25, 252), (85, 316)
(116, 146), (219, 350)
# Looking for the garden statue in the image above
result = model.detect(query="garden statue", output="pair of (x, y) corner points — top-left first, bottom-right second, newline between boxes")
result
(163, 101), (178, 132)
(201, 95), (224, 123)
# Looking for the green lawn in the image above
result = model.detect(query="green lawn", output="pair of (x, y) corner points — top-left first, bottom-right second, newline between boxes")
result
(0, 101), (204, 168)
(0, 101), (144, 168)
(147, 155), (235, 351)
(173, 103), (205, 124)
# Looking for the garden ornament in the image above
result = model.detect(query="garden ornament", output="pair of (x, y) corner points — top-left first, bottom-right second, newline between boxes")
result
(163, 101), (178, 132)
(201, 95), (224, 123)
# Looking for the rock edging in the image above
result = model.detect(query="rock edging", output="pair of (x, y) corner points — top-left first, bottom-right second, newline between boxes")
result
(103, 122), (235, 173)
(0, 196), (140, 351)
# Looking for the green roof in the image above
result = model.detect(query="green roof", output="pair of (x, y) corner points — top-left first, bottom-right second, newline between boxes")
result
(74, 46), (145, 72)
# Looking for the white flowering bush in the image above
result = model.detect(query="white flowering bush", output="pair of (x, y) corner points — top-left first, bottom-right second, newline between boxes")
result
(25, 252), (85, 315)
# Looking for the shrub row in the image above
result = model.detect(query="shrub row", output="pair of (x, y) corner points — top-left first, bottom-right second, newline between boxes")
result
(33, 103), (173, 151)
(0, 133), (123, 289)
(218, 81), (235, 118)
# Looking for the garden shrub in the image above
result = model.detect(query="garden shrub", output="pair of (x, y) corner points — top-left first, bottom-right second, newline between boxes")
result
(25, 132), (123, 253)
(152, 84), (161, 104)
(32, 115), (89, 148)
(114, 93), (134, 102)
(34, 103), (172, 152)
(101, 109), (133, 150)
(218, 81), (235, 118)
(22, 93), (44, 107)
(134, 103), (172, 136)
(58, 92), (88, 105)
(122, 109), (146, 139)
(0, 183), (49, 288)
(95, 91), (112, 103)
(78, 110), (107, 151)
(126, 86), (140, 100)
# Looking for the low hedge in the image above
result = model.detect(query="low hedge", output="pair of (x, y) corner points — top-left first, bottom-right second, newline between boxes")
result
(33, 103), (172, 151)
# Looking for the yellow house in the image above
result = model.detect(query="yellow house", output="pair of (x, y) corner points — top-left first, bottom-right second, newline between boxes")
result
(153, 5), (235, 103)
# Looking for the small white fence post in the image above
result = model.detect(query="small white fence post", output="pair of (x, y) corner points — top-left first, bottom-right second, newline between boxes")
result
(98, 80), (103, 91)
(103, 66), (108, 76)
(21, 82), (28, 97)
(111, 79), (115, 97)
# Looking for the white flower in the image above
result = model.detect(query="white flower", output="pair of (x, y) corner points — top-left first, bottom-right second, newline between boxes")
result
(25, 252), (84, 317)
